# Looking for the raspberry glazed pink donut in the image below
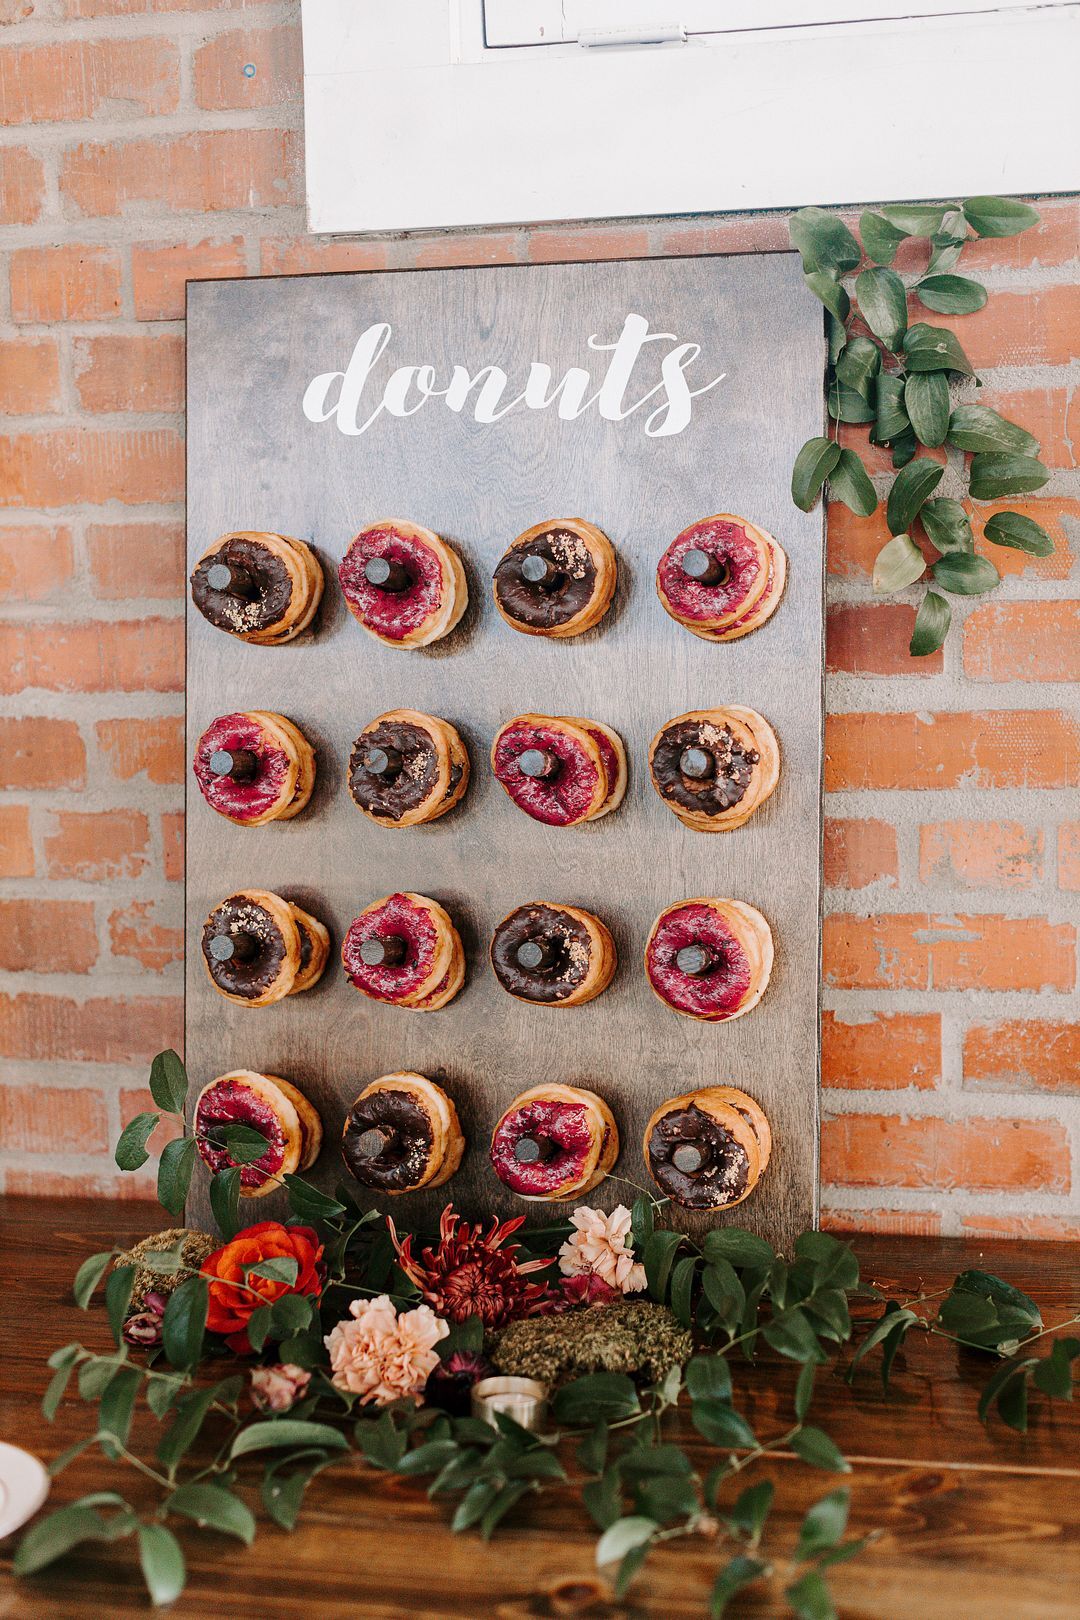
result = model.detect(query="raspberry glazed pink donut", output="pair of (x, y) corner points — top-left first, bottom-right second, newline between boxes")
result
(341, 892), (463, 1011)
(338, 520), (468, 649)
(193, 1071), (321, 1198)
(645, 899), (773, 1023)
(656, 514), (786, 641)
(490, 1083), (617, 1201)
(491, 715), (624, 827)
(193, 711), (315, 827)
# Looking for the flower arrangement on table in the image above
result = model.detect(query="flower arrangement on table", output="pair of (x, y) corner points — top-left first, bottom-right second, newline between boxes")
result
(13, 1051), (1080, 1614)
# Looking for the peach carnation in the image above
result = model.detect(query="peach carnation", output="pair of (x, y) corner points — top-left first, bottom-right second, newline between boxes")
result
(324, 1293), (448, 1406)
(558, 1204), (646, 1295)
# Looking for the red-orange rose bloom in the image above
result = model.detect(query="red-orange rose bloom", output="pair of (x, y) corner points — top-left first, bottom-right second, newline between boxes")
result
(203, 1221), (325, 1354)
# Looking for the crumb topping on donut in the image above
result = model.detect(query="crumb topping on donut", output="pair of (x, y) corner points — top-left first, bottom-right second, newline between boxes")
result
(494, 528), (599, 632)
(201, 896), (287, 1000)
(657, 518), (766, 624)
(191, 536), (293, 635)
(646, 1103), (750, 1209)
(651, 719), (759, 817)
(491, 904), (594, 1003)
(342, 1087), (434, 1192)
(349, 719), (440, 821)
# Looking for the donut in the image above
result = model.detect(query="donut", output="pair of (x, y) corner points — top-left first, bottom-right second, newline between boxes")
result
(287, 903), (331, 995)
(649, 708), (779, 832)
(193, 1071), (321, 1198)
(201, 889), (301, 1008)
(656, 515), (786, 641)
(341, 892), (464, 1011)
(342, 1073), (465, 1194)
(491, 715), (624, 827)
(490, 903), (616, 1008)
(193, 711), (315, 827)
(490, 1083), (617, 1201)
(338, 520), (467, 649)
(645, 898), (773, 1022)
(190, 532), (324, 645)
(492, 519), (616, 639)
(349, 710), (470, 828)
(643, 1087), (769, 1210)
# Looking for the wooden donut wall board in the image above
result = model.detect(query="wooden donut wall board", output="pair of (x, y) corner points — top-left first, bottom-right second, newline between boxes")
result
(185, 253), (826, 1249)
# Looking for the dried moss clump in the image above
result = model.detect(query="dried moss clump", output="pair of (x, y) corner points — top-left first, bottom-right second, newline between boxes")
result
(491, 1299), (692, 1388)
(114, 1227), (217, 1308)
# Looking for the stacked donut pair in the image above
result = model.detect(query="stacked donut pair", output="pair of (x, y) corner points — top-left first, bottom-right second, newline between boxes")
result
(656, 514), (786, 642)
(342, 1073), (464, 1194)
(492, 715), (626, 827)
(649, 708), (779, 833)
(193, 712), (315, 826)
(490, 903), (615, 1008)
(493, 519), (616, 639)
(490, 1084), (618, 1201)
(342, 893), (465, 1013)
(348, 710), (470, 828)
(644, 1087), (772, 1211)
(193, 1071), (322, 1197)
(645, 899), (774, 1022)
(190, 533), (324, 645)
(200, 890), (329, 1007)
(339, 521), (468, 649)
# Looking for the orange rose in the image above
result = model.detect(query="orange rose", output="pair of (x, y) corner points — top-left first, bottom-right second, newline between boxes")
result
(203, 1221), (324, 1353)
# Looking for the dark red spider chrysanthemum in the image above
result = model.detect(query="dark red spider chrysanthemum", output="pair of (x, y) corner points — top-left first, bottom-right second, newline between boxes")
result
(388, 1205), (555, 1329)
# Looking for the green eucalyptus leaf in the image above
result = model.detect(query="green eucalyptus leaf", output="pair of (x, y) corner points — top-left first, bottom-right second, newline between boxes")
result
(98, 1365), (140, 1449)
(614, 1541), (651, 1600)
(635, 1474), (699, 1526)
(827, 378), (874, 424)
(726, 1480), (774, 1541)
(834, 336), (880, 398)
(233, 1419), (348, 1457)
(42, 1346), (81, 1422)
(104, 1265), (135, 1348)
(791, 1426), (851, 1472)
(262, 1453), (334, 1530)
(873, 534), (926, 594)
(355, 1410), (407, 1470)
(927, 227), (966, 276)
(630, 1195), (655, 1248)
(879, 203), (947, 236)
(789, 207), (862, 274)
(157, 1385), (219, 1472)
(137, 1522), (186, 1608)
(963, 195), (1040, 238)
(712, 1555), (768, 1617)
(948, 405), (1039, 454)
(167, 1482), (256, 1545)
(796, 1487), (851, 1559)
(157, 1136), (197, 1219)
(479, 1479), (531, 1540)
(910, 591), (951, 657)
(686, 1353), (733, 1404)
(74, 1250), (115, 1310)
(855, 267), (908, 349)
(904, 372), (950, 448)
(643, 1229), (684, 1303)
(805, 271), (850, 323)
(873, 373), (909, 444)
(891, 427), (918, 468)
(246, 1255), (299, 1285)
(795, 1359), (816, 1422)
(13, 1504), (116, 1576)
(968, 453), (1049, 500)
(218, 1123), (272, 1166)
(161, 1275), (208, 1371)
(595, 1515), (657, 1568)
(148, 1049), (188, 1116)
(886, 457), (943, 535)
(916, 274), (987, 314)
(828, 448), (877, 516)
(691, 1399), (756, 1449)
(702, 1228), (775, 1269)
(903, 322), (974, 376)
(114, 1112), (160, 1173)
(858, 211), (907, 265)
(983, 511), (1053, 556)
(932, 553), (1000, 595)
(210, 1165), (242, 1242)
(785, 1569), (837, 1620)
(791, 437), (841, 512)
(702, 1259), (745, 1329)
(554, 1372), (640, 1425)
(920, 498), (973, 554)
(282, 1175), (347, 1222)
(669, 1255), (698, 1329)
(826, 313), (847, 367)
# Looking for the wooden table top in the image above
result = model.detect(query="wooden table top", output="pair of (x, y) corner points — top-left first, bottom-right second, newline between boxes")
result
(1, 1196), (1078, 1618)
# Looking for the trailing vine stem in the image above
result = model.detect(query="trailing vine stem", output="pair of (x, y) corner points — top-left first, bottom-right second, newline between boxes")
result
(788, 196), (1053, 656)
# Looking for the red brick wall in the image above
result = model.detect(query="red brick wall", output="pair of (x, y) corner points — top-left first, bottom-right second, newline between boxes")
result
(1, 1), (1077, 1235)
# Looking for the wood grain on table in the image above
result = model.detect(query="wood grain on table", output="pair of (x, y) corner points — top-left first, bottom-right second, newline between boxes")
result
(2, 1197), (1078, 1618)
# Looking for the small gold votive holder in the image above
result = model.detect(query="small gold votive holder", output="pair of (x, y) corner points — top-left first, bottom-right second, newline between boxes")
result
(471, 1375), (548, 1432)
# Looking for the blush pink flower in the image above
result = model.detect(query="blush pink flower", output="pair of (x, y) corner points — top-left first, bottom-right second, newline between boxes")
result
(324, 1294), (448, 1406)
(558, 1204), (646, 1295)
(250, 1362), (312, 1413)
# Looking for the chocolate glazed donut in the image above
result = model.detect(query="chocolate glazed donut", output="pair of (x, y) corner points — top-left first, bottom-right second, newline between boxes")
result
(342, 1073), (465, 1194)
(493, 519), (616, 639)
(643, 1087), (769, 1211)
(349, 710), (470, 828)
(490, 904), (616, 1008)
(649, 708), (779, 832)
(190, 532), (323, 645)
(201, 890), (300, 1007)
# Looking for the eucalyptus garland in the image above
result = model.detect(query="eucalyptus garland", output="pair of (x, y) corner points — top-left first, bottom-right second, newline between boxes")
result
(788, 196), (1053, 655)
(15, 1051), (1080, 1614)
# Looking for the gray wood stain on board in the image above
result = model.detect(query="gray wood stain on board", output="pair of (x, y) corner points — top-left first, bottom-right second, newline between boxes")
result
(185, 254), (825, 1248)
